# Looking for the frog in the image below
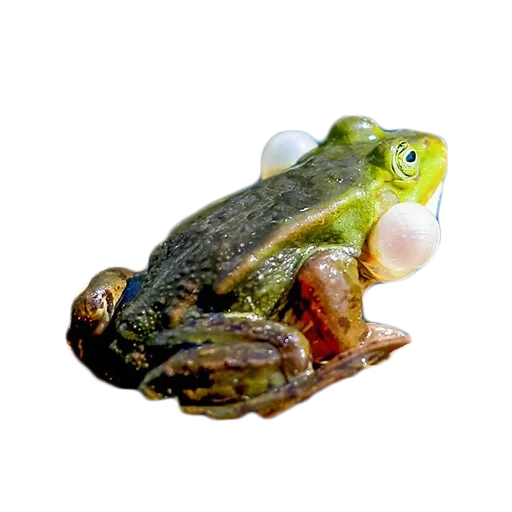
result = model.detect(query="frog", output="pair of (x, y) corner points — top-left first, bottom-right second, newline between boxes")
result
(67, 116), (447, 419)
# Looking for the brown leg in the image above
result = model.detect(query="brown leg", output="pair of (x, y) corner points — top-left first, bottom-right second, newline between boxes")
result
(181, 323), (410, 419)
(138, 315), (313, 412)
(280, 249), (367, 363)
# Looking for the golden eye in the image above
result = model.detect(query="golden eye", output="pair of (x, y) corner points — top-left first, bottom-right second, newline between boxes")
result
(392, 141), (420, 180)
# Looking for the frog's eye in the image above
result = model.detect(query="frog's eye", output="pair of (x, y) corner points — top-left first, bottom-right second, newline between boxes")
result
(392, 141), (420, 180)
(405, 150), (416, 163)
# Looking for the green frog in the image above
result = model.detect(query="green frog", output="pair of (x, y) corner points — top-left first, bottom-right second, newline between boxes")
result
(67, 116), (447, 418)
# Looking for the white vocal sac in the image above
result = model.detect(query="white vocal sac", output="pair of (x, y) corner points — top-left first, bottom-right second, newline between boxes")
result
(261, 130), (318, 179)
(368, 202), (441, 279)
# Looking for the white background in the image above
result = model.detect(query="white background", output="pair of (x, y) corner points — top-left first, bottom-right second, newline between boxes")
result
(448, 128), (512, 249)
(1, 1), (511, 511)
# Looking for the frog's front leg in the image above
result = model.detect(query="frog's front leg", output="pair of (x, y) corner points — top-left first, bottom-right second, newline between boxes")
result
(281, 249), (368, 362)
(283, 248), (411, 365)
(139, 315), (313, 418)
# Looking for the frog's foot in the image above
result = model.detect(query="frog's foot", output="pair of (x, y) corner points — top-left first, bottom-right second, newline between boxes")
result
(179, 323), (409, 419)
(139, 315), (313, 411)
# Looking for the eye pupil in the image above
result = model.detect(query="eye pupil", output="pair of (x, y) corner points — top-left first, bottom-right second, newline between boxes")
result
(405, 150), (417, 163)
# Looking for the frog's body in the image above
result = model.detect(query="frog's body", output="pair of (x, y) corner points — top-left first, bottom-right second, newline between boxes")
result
(67, 116), (447, 418)
(121, 143), (374, 336)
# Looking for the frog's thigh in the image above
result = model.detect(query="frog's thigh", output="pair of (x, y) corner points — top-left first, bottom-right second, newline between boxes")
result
(139, 315), (312, 408)
(199, 324), (411, 419)
(282, 249), (367, 362)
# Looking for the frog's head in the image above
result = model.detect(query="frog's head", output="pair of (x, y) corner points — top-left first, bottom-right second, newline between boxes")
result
(327, 116), (447, 214)
(327, 116), (447, 280)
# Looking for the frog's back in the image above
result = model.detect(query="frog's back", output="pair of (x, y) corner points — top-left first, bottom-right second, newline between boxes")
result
(119, 145), (378, 334)
(151, 150), (371, 288)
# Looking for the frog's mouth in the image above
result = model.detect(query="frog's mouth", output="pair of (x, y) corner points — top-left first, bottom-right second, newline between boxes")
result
(417, 134), (447, 207)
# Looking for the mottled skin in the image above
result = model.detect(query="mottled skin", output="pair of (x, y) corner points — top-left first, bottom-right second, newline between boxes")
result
(67, 116), (447, 418)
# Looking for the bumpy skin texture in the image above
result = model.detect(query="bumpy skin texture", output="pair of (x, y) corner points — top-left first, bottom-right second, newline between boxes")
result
(120, 148), (372, 337)
(67, 116), (447, 418)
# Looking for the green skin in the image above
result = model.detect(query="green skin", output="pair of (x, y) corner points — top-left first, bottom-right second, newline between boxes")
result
(67, 116), (447, 418)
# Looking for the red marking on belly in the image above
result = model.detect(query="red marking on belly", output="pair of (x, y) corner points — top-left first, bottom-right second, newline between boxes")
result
(294, 281), (342, 364)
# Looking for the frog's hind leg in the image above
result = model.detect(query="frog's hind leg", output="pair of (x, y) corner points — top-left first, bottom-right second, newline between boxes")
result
(139, 315), (313, 418)
(187, 323), (410, 418)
